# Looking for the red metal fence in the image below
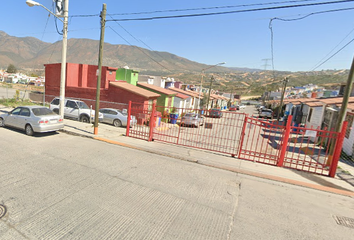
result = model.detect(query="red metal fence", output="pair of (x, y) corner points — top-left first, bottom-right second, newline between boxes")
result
(127, 102), (347, 177)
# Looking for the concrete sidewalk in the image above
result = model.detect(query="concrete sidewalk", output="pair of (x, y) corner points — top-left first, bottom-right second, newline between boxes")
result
(60, 118), (354, 197)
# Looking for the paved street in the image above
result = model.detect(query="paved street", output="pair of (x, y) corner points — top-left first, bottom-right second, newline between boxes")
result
(1, 126), (354, 239)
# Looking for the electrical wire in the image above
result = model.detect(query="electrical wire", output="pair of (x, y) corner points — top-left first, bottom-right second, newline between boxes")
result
(106, 0), (354, 22)
(269, 6), (354, 71)
(107, 0), (321, 16)
(107, 14), (170, 66)
(312, 38), (354, 70)
(311, 26), (354, 70)
(107, 26), (171, 72)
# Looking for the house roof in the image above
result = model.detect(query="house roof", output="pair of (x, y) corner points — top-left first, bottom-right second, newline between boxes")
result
(169, 87), (202, 98)
(306, 101), (324, 107)
(319, 97), (354, 105)
(175, 93), (190, 99)
(137, 82), (176, 96)
(110, 81), (160, 99)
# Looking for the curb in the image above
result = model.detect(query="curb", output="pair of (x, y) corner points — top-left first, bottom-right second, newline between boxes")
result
(60, 129), (354, 198)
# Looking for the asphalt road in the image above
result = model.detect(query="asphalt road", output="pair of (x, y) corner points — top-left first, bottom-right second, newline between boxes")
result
(0, 127), (354, 239)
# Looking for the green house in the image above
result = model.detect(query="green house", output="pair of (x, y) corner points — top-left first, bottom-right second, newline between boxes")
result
(116, 68), (139, 86)
(137, 82), (176, 112)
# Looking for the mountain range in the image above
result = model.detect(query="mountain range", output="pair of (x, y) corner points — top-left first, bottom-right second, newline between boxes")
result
(0, 30), (237, 74)
(0, 30), (349, 95)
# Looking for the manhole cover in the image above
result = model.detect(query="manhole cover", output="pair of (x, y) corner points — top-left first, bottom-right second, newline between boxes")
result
(333, 215), (354, 229)
(0, 204), (6, 219)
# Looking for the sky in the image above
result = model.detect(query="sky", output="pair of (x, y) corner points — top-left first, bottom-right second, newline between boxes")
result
(3, 0), (354, 72)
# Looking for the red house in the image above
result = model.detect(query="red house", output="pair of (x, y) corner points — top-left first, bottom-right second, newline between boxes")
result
(44, 63), (160, 110)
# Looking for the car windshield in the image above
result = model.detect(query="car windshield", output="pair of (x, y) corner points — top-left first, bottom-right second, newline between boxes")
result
(77, 101), (90, 109)
(32, 107), (54, 116)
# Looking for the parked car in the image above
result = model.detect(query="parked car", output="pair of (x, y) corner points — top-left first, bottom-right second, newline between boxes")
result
(99, 108), (137, 127)
(49, 97), (103, 123)
(229, 105), (238, 111)
(238, 105), (246, 110)
(259, 109), (273, 119)
(181, 113), (204, 127)
(0, 106), (64, 136)
(209, 108), (223, 118)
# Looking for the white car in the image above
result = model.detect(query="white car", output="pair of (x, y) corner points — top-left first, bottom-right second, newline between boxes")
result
(238, 105), (246, 110)
(0, 106), (64, 136)
(259, 109), (273, 119)
(49, 97), (103, 123)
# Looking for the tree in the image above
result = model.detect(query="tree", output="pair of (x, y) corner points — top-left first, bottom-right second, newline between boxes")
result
(7, 64), (17, 73)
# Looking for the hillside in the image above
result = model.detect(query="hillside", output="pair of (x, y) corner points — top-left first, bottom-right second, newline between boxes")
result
(0, 31), (349, 95)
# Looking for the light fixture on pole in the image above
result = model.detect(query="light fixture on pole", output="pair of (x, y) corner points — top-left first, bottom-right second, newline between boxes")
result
(199, 62), (225, 108)
(26, 0), (69, 119)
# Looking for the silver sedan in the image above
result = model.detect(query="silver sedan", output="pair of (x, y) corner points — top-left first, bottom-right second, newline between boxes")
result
(0, 106), (64, 136)
(99, 108), (137, 127)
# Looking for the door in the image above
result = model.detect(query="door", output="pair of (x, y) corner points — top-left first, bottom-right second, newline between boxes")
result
(17, 107), (31, 129)
(5, 107), (22, 127)
(65, 100), (79, 119)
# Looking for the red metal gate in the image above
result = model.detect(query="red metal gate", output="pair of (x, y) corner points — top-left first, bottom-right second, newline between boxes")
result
(152, 106), (246, 156)
(127, 102), (347, 177)
(238, 115), (347, 177)
(238, 116), (285, 165)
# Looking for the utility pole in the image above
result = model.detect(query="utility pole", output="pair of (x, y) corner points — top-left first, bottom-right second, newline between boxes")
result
(335, 56), (354, 133)
(327, 53), (354, 162)
(94, 3), (106, 135)
(59, 0), (69, 119)
(207, 76), (214, 109)
(277, 77), (289, 121)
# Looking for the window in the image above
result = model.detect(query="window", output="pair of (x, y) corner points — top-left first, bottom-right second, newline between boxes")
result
(11, 108), (21, 115)
(19, 108), (30, 117)
(32, 108), (53, 116)
(51, 98), (59, 105)
(66, 100), (77, 108)
(308, 108), (313, 122)
(108, 110), (117, 115)
(77, 101), (89, 109)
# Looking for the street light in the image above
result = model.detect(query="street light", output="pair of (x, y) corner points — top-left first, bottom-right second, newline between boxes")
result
(199, 62), (225, 108)
(26, 0), (69, 119)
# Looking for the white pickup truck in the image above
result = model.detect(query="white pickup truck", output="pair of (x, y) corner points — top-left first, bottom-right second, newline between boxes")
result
(49, 97), (103, 123)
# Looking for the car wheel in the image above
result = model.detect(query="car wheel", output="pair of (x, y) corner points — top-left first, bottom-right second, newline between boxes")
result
(113, 119), (122, 127)
(25, 124), (34, 136)
(80, 115), (90, 123)
(0, 117), (4, 127)
(53, 108), (59, 114)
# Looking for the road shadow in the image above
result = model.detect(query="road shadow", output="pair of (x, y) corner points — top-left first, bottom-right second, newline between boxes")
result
(1, 126), (60, 138)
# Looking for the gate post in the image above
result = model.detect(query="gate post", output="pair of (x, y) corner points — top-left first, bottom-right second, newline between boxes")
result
(237, 115), (249, 158)
(148, 102), (156, 141)
(277, 115), (292, 167)
(126, 101), (132, 137)
(329, 121), (348, 178)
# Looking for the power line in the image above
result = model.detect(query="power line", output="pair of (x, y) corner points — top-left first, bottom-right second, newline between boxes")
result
(311, 24), (354, 70)
(268, 6), (354, 70)
(312, 38), (354, 70)
(107, 14), (167, 61)
(106, 0), (354, 22)
(108, 0), (321, 16)
(107, 26), (171, 72)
